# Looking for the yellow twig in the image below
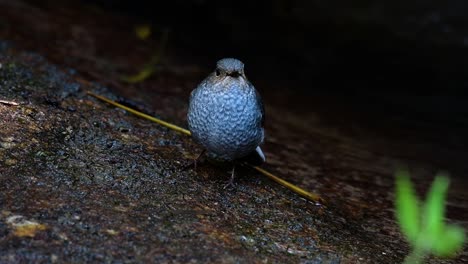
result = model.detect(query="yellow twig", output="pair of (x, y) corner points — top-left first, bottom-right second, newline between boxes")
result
(87, 91), (324, 204)
(252, 166), (324, 204)
(87, 92), (190, 135)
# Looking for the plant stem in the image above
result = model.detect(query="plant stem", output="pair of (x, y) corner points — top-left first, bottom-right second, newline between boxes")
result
(404, 248), (425, 264)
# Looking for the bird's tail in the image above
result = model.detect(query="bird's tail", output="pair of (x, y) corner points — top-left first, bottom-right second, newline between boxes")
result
(240, 146), (266, 166)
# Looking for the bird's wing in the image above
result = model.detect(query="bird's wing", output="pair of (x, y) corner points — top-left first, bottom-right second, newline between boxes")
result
(255, 89), (265, 127)
(189, 86), (199, 103)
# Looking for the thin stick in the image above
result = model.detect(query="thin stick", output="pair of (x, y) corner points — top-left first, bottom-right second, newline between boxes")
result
(252, 165), (324, 204)
(87, 91), (324, 204)
(0, 100), (19, 106)
(87, 92), (191, 135)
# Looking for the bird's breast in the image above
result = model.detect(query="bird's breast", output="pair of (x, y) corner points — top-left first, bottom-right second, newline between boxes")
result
(188, 84), (263, 160)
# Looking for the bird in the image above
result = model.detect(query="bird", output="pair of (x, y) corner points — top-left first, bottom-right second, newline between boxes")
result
(187, 58), (265, 187)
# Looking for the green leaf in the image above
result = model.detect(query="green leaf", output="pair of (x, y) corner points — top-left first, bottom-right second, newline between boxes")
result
(121, 67), (155, 83)
(135, 24), (152, 40)
(395, 169), (420, 244)
(422, 174), (450, 241)
(432, 225), (466, 257)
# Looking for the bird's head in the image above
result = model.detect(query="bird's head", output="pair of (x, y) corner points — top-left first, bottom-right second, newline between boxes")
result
(214, 58), (246, 80)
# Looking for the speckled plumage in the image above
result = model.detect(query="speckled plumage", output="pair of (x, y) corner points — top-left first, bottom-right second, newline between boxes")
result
(188, 58), (265, 163)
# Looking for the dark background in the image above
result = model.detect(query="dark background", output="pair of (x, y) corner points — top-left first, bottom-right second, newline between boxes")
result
(75, 0), (468, 119)
(85, 0), (468, 89)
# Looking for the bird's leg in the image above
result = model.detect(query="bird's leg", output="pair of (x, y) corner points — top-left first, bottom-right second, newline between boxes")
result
(224, 165), (236, 189)
(183, 149), (206, 171)
(193, 149), (206, 170)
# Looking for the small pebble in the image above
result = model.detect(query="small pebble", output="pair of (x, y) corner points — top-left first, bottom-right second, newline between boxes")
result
(5, 159), (17, 166)
(0, 142), (15, 149)
(2, 137), (14, 142)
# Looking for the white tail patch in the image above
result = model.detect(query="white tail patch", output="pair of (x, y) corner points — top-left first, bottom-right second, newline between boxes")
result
(256, 146), (266, 163)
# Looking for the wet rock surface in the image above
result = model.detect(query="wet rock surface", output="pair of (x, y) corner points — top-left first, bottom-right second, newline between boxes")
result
(0, 0), (467, 263)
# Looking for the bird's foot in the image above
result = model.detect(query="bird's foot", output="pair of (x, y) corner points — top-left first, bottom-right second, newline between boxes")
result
(183, 149), (206, 171)
(183, 159), (198, 171)
(223, 166), (236, 189)
(223, 179), (236, 189)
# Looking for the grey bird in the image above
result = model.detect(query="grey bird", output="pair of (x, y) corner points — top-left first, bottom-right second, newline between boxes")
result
(187, 58), (265, 186)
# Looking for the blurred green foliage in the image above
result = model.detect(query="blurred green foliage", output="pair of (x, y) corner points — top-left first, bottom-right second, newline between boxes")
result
(395, 169), (465, 264)
(121, 27), (168, 83)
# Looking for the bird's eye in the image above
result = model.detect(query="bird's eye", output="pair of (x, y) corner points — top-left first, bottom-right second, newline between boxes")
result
(215, 69), (221, 76)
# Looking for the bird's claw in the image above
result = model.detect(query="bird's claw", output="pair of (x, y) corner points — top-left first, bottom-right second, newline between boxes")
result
(223, 166), (236, 189)
(182, 150), (206, 171)
(223, 179), (235, 189)
(182, 159), (197, 171)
